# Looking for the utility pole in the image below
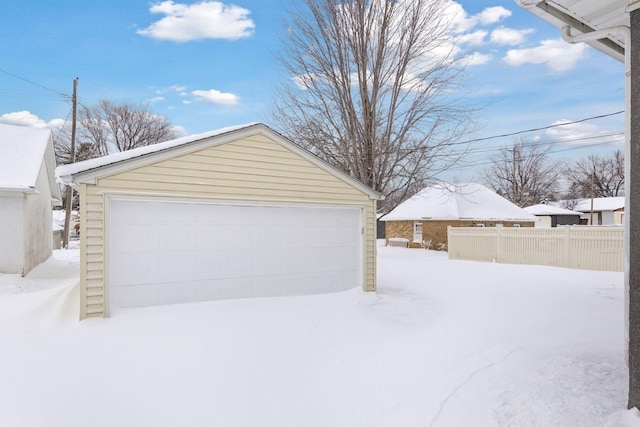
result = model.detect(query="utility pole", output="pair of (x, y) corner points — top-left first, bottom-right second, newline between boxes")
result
(62, 78), (78, 249)
(512, 145), (518, 204)
(590, 172), (595, 226)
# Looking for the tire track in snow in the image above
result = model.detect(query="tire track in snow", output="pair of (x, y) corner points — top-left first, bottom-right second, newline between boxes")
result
(428, 346), (524, 427)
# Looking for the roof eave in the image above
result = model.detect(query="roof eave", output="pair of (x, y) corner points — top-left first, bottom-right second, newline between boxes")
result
(515, 0), (625, 62)
(56, 123), (383, 201)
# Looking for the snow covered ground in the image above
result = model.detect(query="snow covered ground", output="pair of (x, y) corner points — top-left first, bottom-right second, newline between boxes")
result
(1, 242), (639, 427)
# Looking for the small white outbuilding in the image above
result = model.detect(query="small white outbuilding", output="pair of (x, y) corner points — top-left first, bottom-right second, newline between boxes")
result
(56, 123), (382, 319)
(524, 204), (582, 227)
(0, 123), (61, 275)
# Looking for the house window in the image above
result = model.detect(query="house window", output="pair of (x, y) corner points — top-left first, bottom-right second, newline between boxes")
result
(413, 222), (423, 243)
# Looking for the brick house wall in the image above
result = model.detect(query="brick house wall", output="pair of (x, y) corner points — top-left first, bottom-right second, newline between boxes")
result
(385, 220), (534, 249)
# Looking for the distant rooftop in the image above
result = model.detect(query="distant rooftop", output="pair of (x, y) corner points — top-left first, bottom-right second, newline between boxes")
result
(383, 182), (537, 222)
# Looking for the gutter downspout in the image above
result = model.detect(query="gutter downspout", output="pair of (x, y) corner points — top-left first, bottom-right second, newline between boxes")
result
(562, 24), (632, 362)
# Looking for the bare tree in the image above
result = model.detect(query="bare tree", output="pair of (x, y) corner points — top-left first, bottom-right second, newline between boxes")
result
(565, 150), (624, 198)
(482, 138), (560, 207)
(272, 0), (475, 212)
(54, 100), (176, 165)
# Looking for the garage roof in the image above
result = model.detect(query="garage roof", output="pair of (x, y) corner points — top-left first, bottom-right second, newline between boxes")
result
(516, 0), (628, 62)
(55, 122), (383, 200)
(0, 123), (61, 203)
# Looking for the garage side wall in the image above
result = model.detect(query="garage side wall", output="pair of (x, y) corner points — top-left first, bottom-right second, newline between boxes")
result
(22, 161), (53, 275)
(79, 133), (377, 318)
(0, 197), (24, 274)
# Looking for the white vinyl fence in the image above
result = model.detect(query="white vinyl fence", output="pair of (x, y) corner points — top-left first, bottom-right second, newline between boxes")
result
(447, 226), (624, 272)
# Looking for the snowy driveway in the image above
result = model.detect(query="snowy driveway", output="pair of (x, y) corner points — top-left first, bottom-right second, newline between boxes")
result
(0, 243), (634, 426)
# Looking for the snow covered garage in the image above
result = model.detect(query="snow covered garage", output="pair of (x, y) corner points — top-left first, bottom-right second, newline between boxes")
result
(0, 124), (61, 275)
(56, 123), (381, 319)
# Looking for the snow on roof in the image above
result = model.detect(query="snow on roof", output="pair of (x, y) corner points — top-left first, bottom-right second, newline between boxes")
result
(524, 204), (582, 216)
(382, 182), (537, 222)
(0, 123), (52, 190)
(572, 197), (625, 212)
(55, 122), (259, 178)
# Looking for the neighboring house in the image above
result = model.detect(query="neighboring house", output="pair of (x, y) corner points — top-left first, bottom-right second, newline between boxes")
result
(382, 182), (537, 248)
(524, 204), (582, 227)
(571, 197), (625, 225)
(56, 123), (382, 319)
(0, 123), (61, 275)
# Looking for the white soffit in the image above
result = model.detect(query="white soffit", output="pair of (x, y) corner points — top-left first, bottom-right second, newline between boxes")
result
(517, 0), (627, 62)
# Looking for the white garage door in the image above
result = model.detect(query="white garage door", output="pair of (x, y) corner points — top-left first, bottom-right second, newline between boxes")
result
(109, 199), (362, 308)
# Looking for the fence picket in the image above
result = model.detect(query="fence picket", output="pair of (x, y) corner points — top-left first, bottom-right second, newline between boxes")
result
(447, 226), (623, 272)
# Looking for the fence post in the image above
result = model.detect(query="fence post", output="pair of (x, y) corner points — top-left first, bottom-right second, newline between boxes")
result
(563, 226), (570, 268)
(496, 226), (502, 263)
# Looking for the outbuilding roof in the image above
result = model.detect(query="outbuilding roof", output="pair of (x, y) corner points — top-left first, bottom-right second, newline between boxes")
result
(0, 123), (61, 203)
(382, 182), (537, 222)
(56, 122), (383, 200)
(572, 197), (625, 212)
(524, 203), (582, 216)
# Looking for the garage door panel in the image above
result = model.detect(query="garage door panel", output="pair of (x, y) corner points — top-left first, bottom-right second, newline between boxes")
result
(155, 225), (192, 251)
(226, 204), (257, 224)
(194, 251), (226, 279)
(196, 225), (226, 250)
(256, 226), (285, 248)
(225, 249), (257, 277)
(110, 200), (362, 308)
(156, 252), (190, 282)
(155, 202), (196, 224)
(195, 204), (227, 223)
(110, 252), (153, 286)
(110, 224), (153, 253)
(229, 225), (256, 249)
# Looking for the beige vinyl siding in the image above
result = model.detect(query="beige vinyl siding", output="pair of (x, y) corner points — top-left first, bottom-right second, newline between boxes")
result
(81, 185), (107, 318)
(80, 133), (377, 318)
(364, 201), (377, 292)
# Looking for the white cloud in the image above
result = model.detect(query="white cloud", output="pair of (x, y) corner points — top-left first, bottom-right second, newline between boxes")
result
(155, 84), (187, 95)
(449, 4), (511, 33)
(137, 1), (254, 42)
(458, 30), (487, 46)
(503, 39), (588, 72)
(464, 52), (492, 66)
(172, 125), (188, 136)
(0, 111), (65, 130)
(191, 89), (239, 105)
(477, 6), (512, 25)
(490, 27), (534, 46)
(545, 119), (599, 141)
(148, 96), (165, 103)
(292, 73), (321, 90)
(543, 119), (624, 146)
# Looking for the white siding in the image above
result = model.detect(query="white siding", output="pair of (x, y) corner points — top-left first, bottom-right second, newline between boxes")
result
(0, 196), (24, 273)
(22, 160), (53, 275)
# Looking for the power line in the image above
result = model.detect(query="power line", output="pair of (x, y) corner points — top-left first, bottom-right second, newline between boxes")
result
(451, 110), (624, 146)
(447, 139), (619, 171)
(446, 132), (624, 158)
(0, 67), (69, 99)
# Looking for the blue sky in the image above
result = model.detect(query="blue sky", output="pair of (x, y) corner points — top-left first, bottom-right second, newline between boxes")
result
(0, 0), (625, 181)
